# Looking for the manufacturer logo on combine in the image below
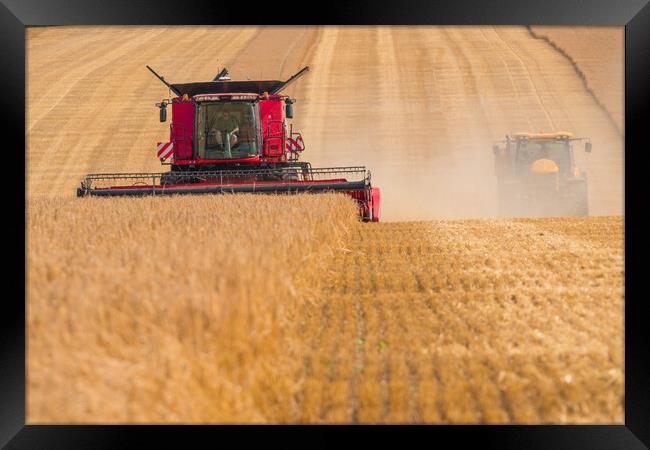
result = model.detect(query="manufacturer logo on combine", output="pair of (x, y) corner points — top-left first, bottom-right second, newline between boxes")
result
(286, 135), (305, 153)
(156, 142), (174, 161)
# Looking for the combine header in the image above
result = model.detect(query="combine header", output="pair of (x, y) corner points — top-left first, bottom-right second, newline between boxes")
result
(77, 66), (380, 221)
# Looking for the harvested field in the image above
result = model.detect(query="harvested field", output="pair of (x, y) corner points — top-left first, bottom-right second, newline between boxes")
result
(26, 26), (625, 423)
(27, 26), (623, 219)
(28, 195), (623, 423)
(297, 215), (623, 423)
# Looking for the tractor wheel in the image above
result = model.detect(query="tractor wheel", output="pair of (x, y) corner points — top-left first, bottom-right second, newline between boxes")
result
(573, 182), (589, 216)
(566, 179), (589, 216)
(497, 183), (521, 217)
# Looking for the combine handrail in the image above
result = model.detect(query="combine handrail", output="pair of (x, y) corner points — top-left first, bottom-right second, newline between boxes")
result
(79, 166), (372, 195)
(82, 167), (369, 180)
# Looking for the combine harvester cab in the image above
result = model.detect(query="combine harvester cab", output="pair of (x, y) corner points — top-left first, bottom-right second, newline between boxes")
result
(492, 131), (591, 217)
(77, 66), (380, 222)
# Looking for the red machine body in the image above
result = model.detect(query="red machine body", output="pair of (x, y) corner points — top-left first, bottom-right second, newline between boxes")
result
(167, 93), (295, 167)
(77, 66), (380, 222)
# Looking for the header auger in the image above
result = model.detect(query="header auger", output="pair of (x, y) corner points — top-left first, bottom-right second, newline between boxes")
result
(77, 65), (381, 222)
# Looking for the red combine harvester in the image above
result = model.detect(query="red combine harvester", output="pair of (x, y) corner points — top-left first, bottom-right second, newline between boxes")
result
(77, 66), (381, 221)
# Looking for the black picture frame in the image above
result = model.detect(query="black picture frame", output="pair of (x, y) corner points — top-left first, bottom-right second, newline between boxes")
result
(3, 0), (649, 448)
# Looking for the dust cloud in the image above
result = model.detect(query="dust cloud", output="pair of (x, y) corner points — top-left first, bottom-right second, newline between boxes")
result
(290, 26), (623, 221)
(314, 125), (500, 222)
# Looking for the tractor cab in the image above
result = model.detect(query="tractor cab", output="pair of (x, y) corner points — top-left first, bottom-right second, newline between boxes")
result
(511, 132), (576, 177)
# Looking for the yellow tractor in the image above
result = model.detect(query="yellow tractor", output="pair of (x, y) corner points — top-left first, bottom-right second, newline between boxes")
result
(493, 131), (591, 217)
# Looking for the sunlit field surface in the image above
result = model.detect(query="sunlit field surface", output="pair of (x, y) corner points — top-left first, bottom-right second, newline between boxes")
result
(27, 25), (624, 423)
(28, 195), (623, 423)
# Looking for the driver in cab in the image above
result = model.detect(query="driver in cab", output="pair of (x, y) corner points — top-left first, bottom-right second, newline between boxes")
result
(214, 109), (240, 147)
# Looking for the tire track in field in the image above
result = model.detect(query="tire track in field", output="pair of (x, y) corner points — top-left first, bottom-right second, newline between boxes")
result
(370, 264), (392, 422)
(345, 251), (367, 423)
(491, 28), (556, 130)
(526, 26), (622, 137)
(296, 298), (330, 421)
(347, 288), (366, 423)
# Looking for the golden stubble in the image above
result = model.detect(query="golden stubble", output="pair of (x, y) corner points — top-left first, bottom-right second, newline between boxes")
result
(291, 216), (624, 424)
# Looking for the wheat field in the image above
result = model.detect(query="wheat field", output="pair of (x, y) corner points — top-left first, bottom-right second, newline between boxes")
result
(27, 194), (359, 422)
(26, 26), (624, 423)
(27, 195), (623, 423)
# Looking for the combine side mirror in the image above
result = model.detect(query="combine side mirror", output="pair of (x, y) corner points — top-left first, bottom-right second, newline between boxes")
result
(156, 101), (167, 122)
(285, 99), (294, 119)
(585, 142), (592, 153)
